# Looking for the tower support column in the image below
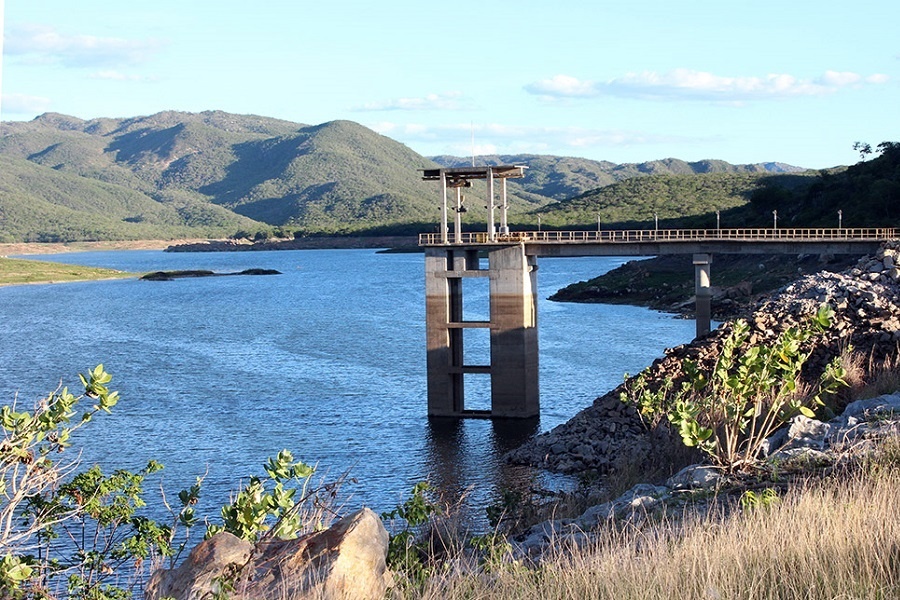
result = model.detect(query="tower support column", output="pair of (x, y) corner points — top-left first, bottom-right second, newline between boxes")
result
(488, 245), (539, 417)
(693, 253), (712, 338)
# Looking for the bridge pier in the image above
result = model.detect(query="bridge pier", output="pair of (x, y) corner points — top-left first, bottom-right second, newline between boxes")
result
(425, 245), (539, 418)
(693, 253), (712, 337)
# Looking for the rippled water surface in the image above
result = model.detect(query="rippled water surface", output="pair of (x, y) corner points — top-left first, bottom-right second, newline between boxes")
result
(0, 249), (696, 520)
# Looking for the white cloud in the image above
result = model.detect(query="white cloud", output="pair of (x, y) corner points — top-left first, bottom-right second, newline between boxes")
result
(817, 71), (861, 86)
(2, 93), (52, 115)
(524, 74), (599, 98)
(525, 68), (890, 102)
(353, 91), (471, 111)
(5, 24), (164, 68)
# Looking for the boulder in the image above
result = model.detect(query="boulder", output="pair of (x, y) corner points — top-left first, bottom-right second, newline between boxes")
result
(146, 508), (391, 600)
(785, 415), (831, 450)
(666, 464), (721, 489)
(145, 532), (252, 600)
(842, 394), (900, 420)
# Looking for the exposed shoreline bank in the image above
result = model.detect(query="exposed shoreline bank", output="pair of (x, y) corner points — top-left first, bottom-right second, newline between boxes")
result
(0, 236), (422, 257)
(0, 239), (198, 257)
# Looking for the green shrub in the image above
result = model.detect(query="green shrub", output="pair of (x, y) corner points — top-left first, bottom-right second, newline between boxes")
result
(205, 450), (316, 542)
(622, 305), (847, 472)
(0, 367), (329, 599)
(381, 482), (440, 588)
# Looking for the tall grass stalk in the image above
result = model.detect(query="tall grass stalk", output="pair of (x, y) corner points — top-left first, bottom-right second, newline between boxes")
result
(407, 469), (900, 599)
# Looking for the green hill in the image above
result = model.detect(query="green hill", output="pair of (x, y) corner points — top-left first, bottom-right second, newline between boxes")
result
(0, 154), (257, 242)
(531, 172), (788, 229)
(1, 109), (878, 243)
(737, 143), (900, 228)
(0, 112), (559, 241)
(431, 154), (803, 202)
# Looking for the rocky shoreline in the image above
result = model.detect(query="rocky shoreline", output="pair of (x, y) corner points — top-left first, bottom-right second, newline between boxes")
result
(550, 252), (860, 320)
(114, 242), (900, 596)
(508, 242), (900, 475)
(511, 390), (900, 560)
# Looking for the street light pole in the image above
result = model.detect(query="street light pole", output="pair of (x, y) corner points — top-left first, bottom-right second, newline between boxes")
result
(773, 209), (778, 229)
(716, 210), (720, 234)
(537, 215), (541, 232)
(654, 212), (658, 235)
(597, 214), (601, 232)
(838, 209), (843, 230)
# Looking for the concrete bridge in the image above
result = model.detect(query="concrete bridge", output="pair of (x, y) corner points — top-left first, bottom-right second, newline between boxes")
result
(420, 165), (898, 418)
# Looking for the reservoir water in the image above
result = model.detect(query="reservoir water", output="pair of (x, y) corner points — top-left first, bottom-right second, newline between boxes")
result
(0, 248), (695, 523)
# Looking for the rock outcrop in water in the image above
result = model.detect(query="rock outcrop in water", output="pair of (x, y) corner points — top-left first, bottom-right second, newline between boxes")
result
(507, 241), (900, 475)
(140, 269), (281, 281)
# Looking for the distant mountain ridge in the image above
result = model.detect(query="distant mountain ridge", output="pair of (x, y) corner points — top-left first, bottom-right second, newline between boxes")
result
(430, 154), (805, 201)
(0, 109), (814, 242)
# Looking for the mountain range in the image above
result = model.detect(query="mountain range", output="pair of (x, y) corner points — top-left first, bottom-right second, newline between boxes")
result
(0, 110), (809, 242)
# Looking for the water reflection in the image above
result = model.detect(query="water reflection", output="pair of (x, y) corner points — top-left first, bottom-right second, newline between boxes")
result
(424, 416), (551, 523)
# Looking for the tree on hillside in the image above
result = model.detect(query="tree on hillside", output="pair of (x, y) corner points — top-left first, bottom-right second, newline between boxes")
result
(852, 141), (900, 162)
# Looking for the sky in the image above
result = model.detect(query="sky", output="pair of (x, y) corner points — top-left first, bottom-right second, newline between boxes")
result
(0, 0), (897, 170)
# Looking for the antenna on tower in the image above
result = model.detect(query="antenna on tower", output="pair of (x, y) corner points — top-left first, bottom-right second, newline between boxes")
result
(471, 122), (475, 167)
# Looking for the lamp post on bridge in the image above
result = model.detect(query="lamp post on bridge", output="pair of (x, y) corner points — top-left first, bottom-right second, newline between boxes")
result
(537, 215), (541, 232)
(838, 209), (843, 230)
(773, 209), (778, 230)
(716, 210), (720, 234)
(654, 212), (658, 236)
(597, 214), (601, 233)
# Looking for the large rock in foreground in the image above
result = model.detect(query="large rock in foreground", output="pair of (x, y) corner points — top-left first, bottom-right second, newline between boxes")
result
(146, 507), (391, 600)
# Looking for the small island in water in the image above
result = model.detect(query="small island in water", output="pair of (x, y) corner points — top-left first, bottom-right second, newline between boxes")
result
(140, 268), (282, 281)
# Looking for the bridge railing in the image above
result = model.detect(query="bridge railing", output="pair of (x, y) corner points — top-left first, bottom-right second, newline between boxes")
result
(418, 228), (899, 246)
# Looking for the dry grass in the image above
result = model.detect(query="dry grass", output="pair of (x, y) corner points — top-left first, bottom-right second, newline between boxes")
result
(400, 459), (900, 600)
(855, 350), (900, 401)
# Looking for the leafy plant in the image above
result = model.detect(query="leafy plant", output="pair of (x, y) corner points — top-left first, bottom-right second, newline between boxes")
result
(0, 366), (181, 599)
(381, 482), (439, 587)
(623, 305), (848, 472)
(620, 371), (673, 427)
(0, 367), (352, 599)
(205, 449), (316, 542)
(469, 532), (514, 572)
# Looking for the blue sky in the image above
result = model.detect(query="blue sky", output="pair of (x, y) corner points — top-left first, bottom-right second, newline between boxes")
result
(1, 0), (897, 169)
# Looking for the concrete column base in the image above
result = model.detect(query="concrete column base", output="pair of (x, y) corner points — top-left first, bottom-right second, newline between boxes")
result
(693, 253), (712, 338)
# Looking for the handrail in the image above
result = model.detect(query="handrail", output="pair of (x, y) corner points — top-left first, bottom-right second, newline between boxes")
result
(418, 228), (900, 246)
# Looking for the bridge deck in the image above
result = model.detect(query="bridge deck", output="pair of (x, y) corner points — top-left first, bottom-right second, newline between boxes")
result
(419, 227), (898, 257)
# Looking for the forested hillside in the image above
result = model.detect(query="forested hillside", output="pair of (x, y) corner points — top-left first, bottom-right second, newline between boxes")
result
(2, 109), (884, 243)
(532, 144), (899, 231)
(736, 142), (900, 228)
(432, 154), (802, 201)
(0, 154), (257, 242)
(533, 172), (776, 228)
(0, 112), (451, 240)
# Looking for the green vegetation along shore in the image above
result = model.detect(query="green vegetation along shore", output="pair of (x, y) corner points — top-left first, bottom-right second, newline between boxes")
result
(0, 256), (133, 286)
